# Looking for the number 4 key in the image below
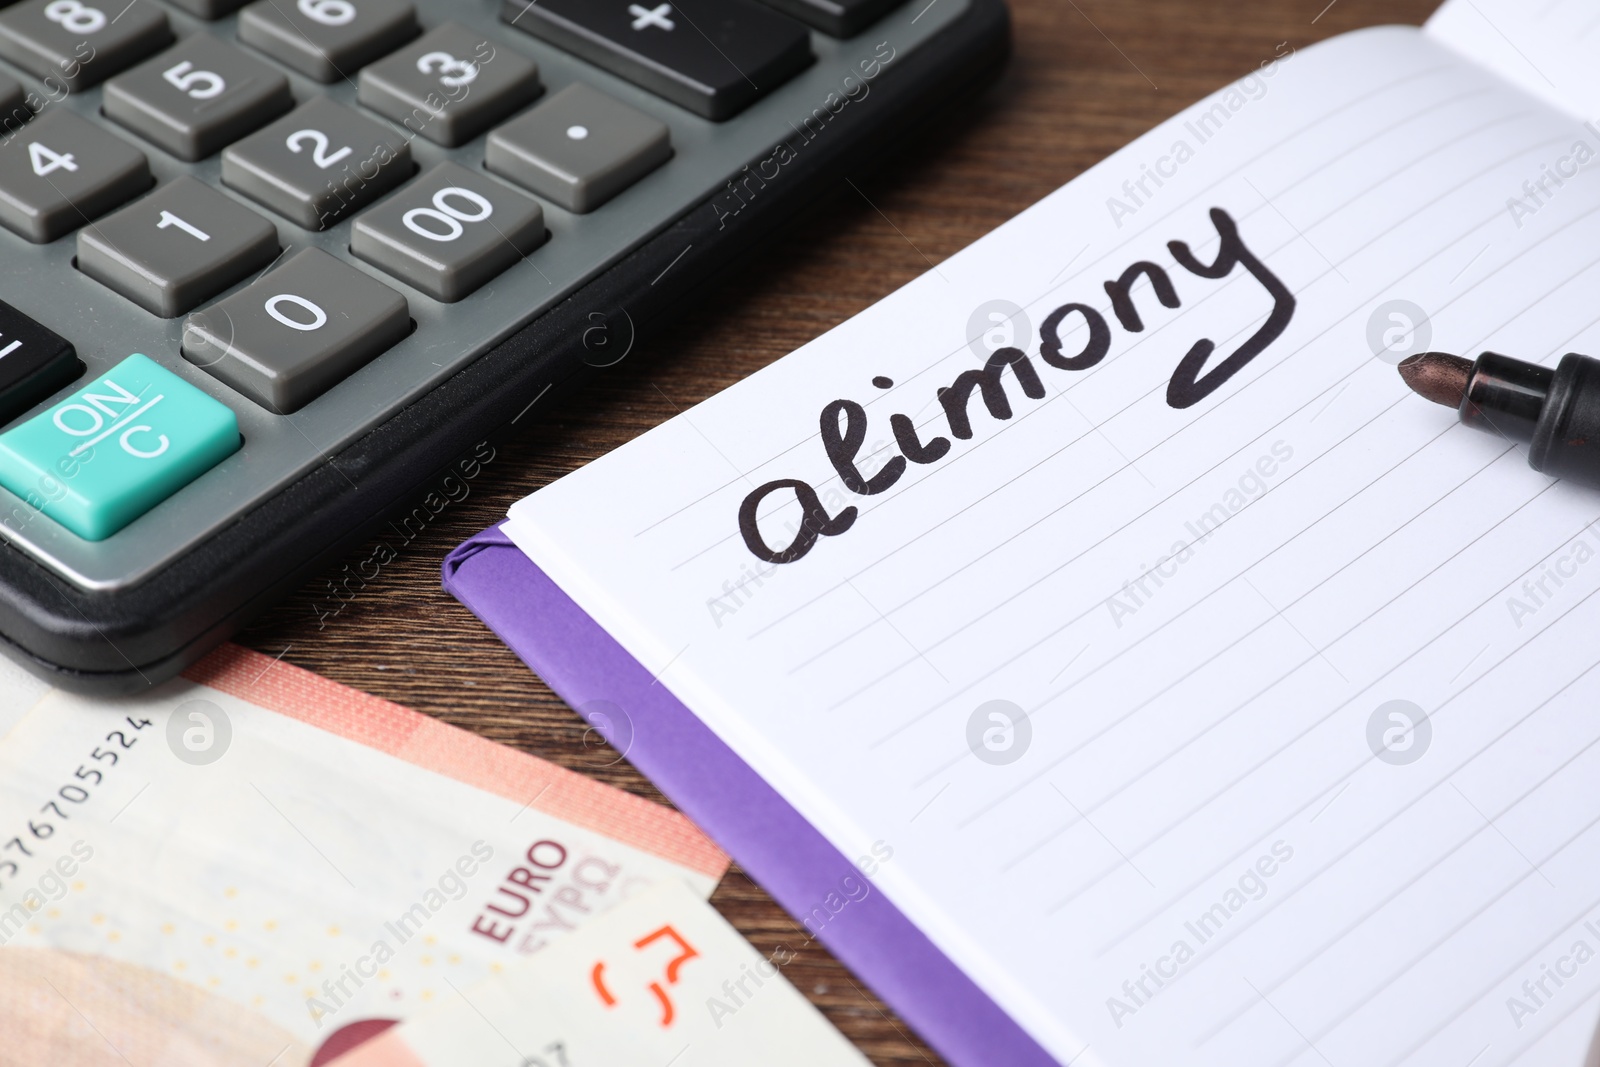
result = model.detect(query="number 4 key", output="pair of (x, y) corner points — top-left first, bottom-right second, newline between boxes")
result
(0, 109), (151, 243)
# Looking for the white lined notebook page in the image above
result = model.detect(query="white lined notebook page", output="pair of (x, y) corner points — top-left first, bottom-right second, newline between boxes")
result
(1429, 0), (1600, 121)
(508, 24), (1600, 1067)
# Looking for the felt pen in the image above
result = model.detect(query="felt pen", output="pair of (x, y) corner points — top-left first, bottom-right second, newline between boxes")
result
(1398, 350), (1600, 486)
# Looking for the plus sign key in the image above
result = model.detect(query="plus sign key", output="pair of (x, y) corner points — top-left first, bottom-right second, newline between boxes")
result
(629, 3), (676, 31)
(0, 355), (239, 540)
(500, 0), (811, 120)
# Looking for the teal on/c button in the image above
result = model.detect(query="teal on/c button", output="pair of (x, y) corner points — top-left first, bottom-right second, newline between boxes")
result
(0, 354), (240, 541)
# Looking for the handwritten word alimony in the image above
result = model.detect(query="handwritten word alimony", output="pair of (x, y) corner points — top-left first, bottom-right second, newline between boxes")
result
(736, 207), (1296, 566)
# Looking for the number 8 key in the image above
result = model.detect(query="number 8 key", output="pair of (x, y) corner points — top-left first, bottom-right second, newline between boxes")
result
(0, 0), (171, 91)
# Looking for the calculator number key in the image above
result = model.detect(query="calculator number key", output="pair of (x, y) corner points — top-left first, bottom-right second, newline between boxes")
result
(77, 176), (280, 317)
(221, 98), (412, 230)
(104, 35), (293, 161)
(45, 2), (104, 34)
(352, 161), (545, 302)
(0, 110), (151, 243)
(417, 50), (477, 88)
(163, 61), (225, 99)
(357, 23), (540, 148)
(299, 0), (357, 24)
(183, 247), (410, 413)
(287, 129), (354, 169)
(0, 0), (172, 91)
(405, 186), (493, 240)
(29, 142), (77, 176)
(237, 0), (419, 83)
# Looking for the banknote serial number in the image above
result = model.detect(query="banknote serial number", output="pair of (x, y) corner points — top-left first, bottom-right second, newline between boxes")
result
(0, 715), (150, 888)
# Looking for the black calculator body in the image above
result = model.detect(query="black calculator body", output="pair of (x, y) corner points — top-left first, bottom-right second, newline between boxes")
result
(0, 0), (1010, 691)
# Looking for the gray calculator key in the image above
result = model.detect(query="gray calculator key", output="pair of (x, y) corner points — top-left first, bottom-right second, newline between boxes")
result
(77, 176), (280, 317)
(357, 23), (541, 147)
(0, 109), (151, 243)
(221, 97), (413, 230)
(103, 35), (294, 161)
(238, 0), (419, 84)
(486, 83), (670, 213)
(352, 162), (544, 302)
(0, 0), (172, 92)
(183, 247), (409, 413)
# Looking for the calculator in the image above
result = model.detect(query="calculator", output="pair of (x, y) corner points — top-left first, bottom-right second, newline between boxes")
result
(0, 0), (1008, 690)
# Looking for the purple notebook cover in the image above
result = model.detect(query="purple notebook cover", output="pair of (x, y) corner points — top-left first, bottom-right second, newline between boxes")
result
(443, 526), (1059, 1067)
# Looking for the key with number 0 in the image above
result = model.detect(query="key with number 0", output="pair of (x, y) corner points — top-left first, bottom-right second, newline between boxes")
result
(183, 248), (411, 413)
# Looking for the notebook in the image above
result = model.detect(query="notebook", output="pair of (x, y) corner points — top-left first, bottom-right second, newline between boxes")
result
(453, 2), (1600, 1064)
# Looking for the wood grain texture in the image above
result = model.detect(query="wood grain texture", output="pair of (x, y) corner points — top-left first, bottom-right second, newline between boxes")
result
(239, 0), (1439, 1060)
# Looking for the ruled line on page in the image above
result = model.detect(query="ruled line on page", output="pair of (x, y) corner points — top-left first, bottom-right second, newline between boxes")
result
(1068, 553), (1600, 920)
(1076, 521), (1600, 943)
(1186, 658), (1600, 1047)
(1047, 498), (1595, 922)
(988, 457), (1549, 872)
(990, 439), (1519, 872)
(1119, 687), (1600, 1059)
(884, 388), (1440, 777)
(1484, 986), (1600, 1067)
(1373, 878), (1600, 1066)
(1259, 801), (1600, 1067)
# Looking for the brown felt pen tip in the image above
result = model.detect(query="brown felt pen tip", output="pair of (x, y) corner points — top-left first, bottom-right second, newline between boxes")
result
(1398, 351), (1474, 408)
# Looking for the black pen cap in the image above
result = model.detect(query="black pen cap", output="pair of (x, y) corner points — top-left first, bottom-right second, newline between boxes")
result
(1528, 353), (1600, 484)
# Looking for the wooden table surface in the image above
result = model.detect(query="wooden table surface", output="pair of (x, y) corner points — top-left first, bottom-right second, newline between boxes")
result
(240, 0), (1440, 1061)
